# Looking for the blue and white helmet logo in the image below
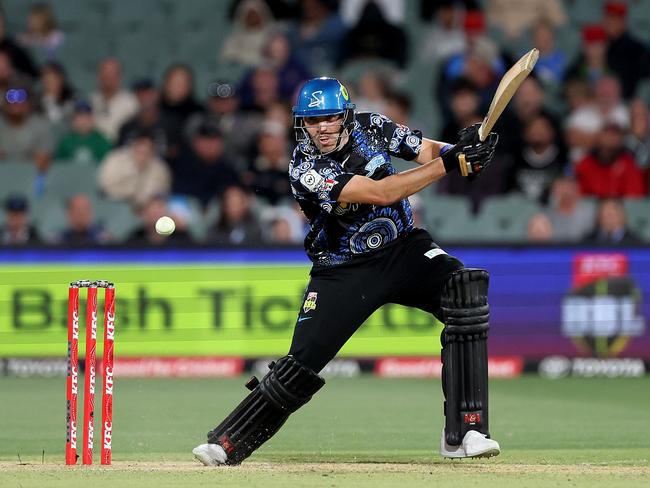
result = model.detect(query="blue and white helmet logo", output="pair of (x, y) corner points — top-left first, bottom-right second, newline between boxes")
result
(308, 91), (324, 108)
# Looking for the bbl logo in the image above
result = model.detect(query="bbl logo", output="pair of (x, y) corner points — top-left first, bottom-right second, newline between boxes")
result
(562, 254), (645, 357)
(303, 292), (318, 313)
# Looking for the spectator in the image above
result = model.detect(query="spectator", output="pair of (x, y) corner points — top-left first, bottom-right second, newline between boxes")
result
(55, 101), (112, 165)
(98, 129), (171, 206)
(0, 85), (54, 171)
(419, 0), (466, 63)
(584, 198), (642, 245)
(546, 177), (595, 242)
(339, 1), (407, 69)
(602, 1), (650, 99)
(527, 212), (554, 243)
(117, 79), (172, 158)
(170, 122), (239, 207)
(243, 121), (291, 204)
(186, 80), (261, 170)
(340, 0), (405, 27)
(531, 20), (567, 86)
(238, 65), (281, 113)
(263, 32), (312, 100)
(511, 114), (567, 204)
(626, 99), (650, 169)
(354, 71), (390, 114)
(0, 10), (38, 79)
(0, 195), (39, 245)
(0, 49), (32, 98)
(90, 58), (138, 141)
(566, 76), (629, 163)
(440, 78), (482, 143)
(127, 195), (192, 246)
(18, 3), (64, 61)
(267, 216), (296, 244)
(261, 205), (305, 244)
(385, 90), (422, 130)
(159, 64), (202, 140)
(486, 0), (566, 41)
(222, 0), (275, 67)
(60, 194), (108, 245)
(39, 62), (75, 126)
(575, 123), (646, 199)
(206, 185), (263, 245)
(566, 25), (610, 89)
(287, 0), (347, 70)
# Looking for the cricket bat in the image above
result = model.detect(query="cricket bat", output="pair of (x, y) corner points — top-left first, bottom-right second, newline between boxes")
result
(478, 48), (539, 141)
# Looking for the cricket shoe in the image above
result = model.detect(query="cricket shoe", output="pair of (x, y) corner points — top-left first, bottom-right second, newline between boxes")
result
(440, 430), (501, 459)
(192, 443), (228, 466)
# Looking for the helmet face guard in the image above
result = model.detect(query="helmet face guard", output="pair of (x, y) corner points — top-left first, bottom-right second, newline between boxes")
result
(292, 77), (356, 155)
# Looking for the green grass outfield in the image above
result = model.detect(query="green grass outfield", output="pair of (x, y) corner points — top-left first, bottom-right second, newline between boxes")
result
(1, 375), (649, 487)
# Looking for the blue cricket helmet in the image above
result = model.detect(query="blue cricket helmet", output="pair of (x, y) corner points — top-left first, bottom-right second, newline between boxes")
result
(293, 77), (356, 152)
(292, 77), (355, 117)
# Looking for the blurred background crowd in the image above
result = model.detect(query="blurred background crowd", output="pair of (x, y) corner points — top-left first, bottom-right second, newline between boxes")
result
(0, 0), (650, 247)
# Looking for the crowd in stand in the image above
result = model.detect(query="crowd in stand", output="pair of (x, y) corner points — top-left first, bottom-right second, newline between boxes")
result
(1, 0), (650, 247)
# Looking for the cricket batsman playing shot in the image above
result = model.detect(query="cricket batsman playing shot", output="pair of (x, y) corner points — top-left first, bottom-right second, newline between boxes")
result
(193, 76), (501, 465)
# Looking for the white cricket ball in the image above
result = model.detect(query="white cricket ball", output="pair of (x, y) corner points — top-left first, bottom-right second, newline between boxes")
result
(155, 216), (176, 235)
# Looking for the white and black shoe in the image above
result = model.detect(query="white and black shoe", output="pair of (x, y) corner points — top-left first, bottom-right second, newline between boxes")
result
(192, 443), (228, 466)
(440, 430), (501, 459)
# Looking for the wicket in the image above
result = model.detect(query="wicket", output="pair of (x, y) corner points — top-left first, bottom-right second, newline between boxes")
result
(65, 280), (115, 465)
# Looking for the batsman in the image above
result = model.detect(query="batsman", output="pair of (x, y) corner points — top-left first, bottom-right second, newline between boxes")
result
(193, 77), (501, 465)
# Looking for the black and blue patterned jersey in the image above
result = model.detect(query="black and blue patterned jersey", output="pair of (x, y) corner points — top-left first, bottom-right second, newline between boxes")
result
(289, 112), (423, 267)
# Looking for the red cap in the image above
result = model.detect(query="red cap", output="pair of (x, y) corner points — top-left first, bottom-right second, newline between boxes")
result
(604, 1), (627, 17)
(464, 10), (485, 33)
(582, 24), (607, 43)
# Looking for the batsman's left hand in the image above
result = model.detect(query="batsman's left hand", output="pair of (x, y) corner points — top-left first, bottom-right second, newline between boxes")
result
(442, 123), (499, 179)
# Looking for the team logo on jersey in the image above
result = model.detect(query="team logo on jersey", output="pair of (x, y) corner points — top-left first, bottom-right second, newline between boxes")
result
(308, 91), (324, 108)
(365, 154), (388, 177)
(303, 292), (318, 313)
(300, 169), (324, 191)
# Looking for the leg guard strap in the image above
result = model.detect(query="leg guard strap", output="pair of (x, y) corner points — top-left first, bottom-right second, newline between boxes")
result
(207, 355), (324, 465)
(441, 268), (490, 446)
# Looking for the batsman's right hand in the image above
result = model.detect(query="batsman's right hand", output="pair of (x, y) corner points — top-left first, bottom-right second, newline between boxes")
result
(442, 123), (499, 179)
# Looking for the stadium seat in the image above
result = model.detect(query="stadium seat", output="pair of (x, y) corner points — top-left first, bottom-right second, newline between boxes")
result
(474, 193), (542, 243)
(0, 161), (38, 201)
(623, 198), (650, 241)
(94, 199), (140, 242)
(32, 198), (67, 243)
(44, 163), (100, 200)
(421, 195), (475, 243)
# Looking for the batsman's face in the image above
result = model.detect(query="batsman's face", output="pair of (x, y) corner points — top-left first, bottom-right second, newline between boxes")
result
(304, 114), (344, 152)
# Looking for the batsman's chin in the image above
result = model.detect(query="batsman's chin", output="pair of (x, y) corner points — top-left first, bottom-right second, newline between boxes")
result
(192, 443), (228, 466)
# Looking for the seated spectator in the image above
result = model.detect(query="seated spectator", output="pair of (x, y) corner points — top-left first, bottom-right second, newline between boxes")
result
(0, 10), (38, 79)
(117, 79), (171, 159)
(583, 198), (642, 245)
(185, 81), (261, 170)
(511, 114), (567, 203)
(0, 195), (39, 245)
(170, 122), (239, 207)
(602, 1), (650, 99)
(263, 32), (312, 100)
(440, 78), (482, 143)
(261, 205), (305, 244)
(531, 20), (567, 85)
(60, 194), (108, 245)
(486, 0), (566, 41)
(0, 85), (54, 171)
(55, 101), (112, 165)
(287, 0), (346, 70)
(566, 25), (610, 89)
(419, 0), (465, 63)
(127, 195), (192, 246)
(98, 129), (171, 206)
(18, 3), (64, 61)
(0, 49), (32, 95)
(238, 65), (281, 113)
(527, 212), (554, 243)
(340, 0), (405, 27)
(566, 76), (629, 162)
(267, 216), (296, 244)
(222, 0), (275, 67)
(39, 62), (75, 126)
(206, 185), (263, 245)
(91, 58), (138, 141)
(546, 177), (595, 242)
(243, 121), (291, 204)
(626, 99), (650, 170)
(159, 64), (202, 139)
(354, 71), (390, 114)
(575, 123), (646, 199)
(339, 1), (407, 68)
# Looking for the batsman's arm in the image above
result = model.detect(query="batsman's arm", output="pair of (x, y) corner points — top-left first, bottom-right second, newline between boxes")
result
(413, 138), (452, 165)
(338, 157), (447, 206)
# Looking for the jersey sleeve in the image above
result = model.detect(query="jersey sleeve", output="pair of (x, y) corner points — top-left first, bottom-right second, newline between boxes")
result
(365, 112), (423, 161)
(289, 150), (354, 213)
